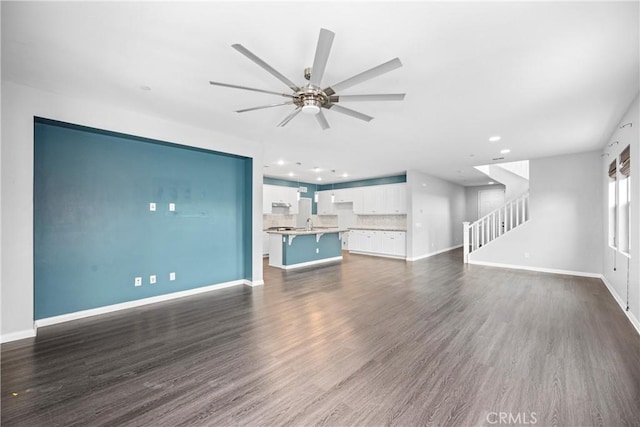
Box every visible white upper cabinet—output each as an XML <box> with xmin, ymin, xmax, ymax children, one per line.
<box><xmin>384</xmin><ymin>183</ymin><xmax>407</xmax><ymax>214</ymax></box>
<box><xmin>263</xmin><ymin>184</ymin><xmax>299</xmax><ymax>214</ymax></box>
<box><xmin>317</xmin><ymin>191</ymin><xmax>336</xmax><ymax>215</ymax></box>
<box><xmin>353</xmin><ymin>183</ymin><xmax>406</xmax><ymax>215</ymax></box>
<box><xmin>332</xmin><ymin>188</ymin><xmax>355</xmax><ymax>203</ymax></box>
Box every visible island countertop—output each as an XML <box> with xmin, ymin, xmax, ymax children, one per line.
<box><xmin>265</xmin><ymin>227</ymin><xmax>349</xmax><ymax>236</ymax></box>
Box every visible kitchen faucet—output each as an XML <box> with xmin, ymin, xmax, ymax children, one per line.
<box><xmin>306</xmin><ymin>217</ymin><xmax>313</xmax><ymax>231</ymax></box>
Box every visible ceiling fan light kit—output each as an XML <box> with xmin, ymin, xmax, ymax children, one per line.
<box><xmin>209</xmin><ymin>28</ymin><xmax>405</xmax><ymax>130</ymax></box>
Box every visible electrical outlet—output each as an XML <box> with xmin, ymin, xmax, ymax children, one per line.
<box><xmin>150</xmin><ymin>275</ymin><xmax>157</xmax><ymax>284</ymax></box>
<box><xmin>134</xmin><ymin>277</ymin><xmax>142</xmax><ymax>287</ymax></box>
<box><xmin>149</xmin><ymin>202</ymin><xmax>156</xmax><ymax>211</ymax></box>
<box><xmin>169</xmin><ymin>203</ymin><xmax>175</xmax><ymax>212</ymax></box>
<box><xmin>169</xmin><ymin>272</ymin><xmax>176</xmax><ymax>281</ymax></box>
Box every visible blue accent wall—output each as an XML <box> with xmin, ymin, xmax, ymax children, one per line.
<box><xmin>282</xmin><ymin>233</ymin><xmax>342</xmax><ymax>265</ymax></box>
<box><xmin>264</xmin><ymin>176</ymin><xmax>319</xmax><ymax>214</ymax></box>
<box><xmin>34</xmin><ymin>118</ymin><xmax>252</xmax><ymax>319</ymax></box>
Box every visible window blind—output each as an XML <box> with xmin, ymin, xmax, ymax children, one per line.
<box><xmin>620</xmin><ymin>145</ymin><xmax>630</xmax><ymax>177</ymax></box>
<box><xmin>609</xmin><ymin>160</ymin><xmax>617</xmax><ymax>179</ymax></box>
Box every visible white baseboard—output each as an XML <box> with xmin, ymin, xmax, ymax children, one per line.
<box><xmin>245</xmin><ymin>279</ymin><xmax>264</xmax><ymax>287</ymax></box>
<box><xmin>1</xmin><ymin>328</ymin><xmax>37</xmax><ymax>344</ymax></box>
<box><xmin>467</xmin><ymin>260</ymin><xmax>601</xmax><ymax>278</ymax></box>
<box><xmin>406</xmin><ymin>244</ymin><xmax>462</xmax><ymax>262</ymax></box>
<box><xmin>277</xmin><ymin>256</ymin><xmax>343</xmax><ymax>270</ymax></box>
<box><xmin>35</xmin><ymin>279</ymin><xmax>248</xmax><ymax>329</ymax></box>
<box><xmin>599</xmin><ymin>275</ymin><xmax>640</xmax><ymax>336</ymax></box>
<box><xmin>349</xmin><ymin>251</ymin><xmax>406</xmax><ymax>260</ymax></box>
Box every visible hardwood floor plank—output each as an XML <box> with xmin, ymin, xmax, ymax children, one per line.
<box><xmin>2</xmin><ymin>249</ymin><xmax>639</xmax><ymax>426</ymax></box>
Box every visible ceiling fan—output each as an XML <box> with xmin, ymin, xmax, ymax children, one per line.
<box><xmin>209</xmin><ymin>28</ymin><xmax>405</xmax><ymax>130</ymax></box>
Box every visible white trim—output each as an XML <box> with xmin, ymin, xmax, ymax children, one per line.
<box><xmin>1</xmin><ymin>328</ymin><xmax>37</xmax><ymax>344</ymax></box>
<box><xmin>349</xmin><ymin>251</ymin><xmax>406</xmax><ymax>260</ymax></box>
<box><xmin>245</xmin><ymin>279</ymin><xmax>264</xmax><ymax>287</ymax></box>
<box><xmin>406</xmin><ymin>244</ymin><xmax>463</xmax><ymax>262</ymax></box>
<box><xmin>467</xmin><ymin>260</ymin><xmax>601</xmax><ymax>278</ymax></box>
<box><xmin>275</xmin><ymin>256</ymin><xmax>343</xmax><ymax>270</ymax></box>
<box><xmin>600</xmin><ymin>275</ymin><xmax>640</xmax><ymax>336</ymax></box>
<box><xmin>34</xmin><ymin>280</ymin><xmax>247</xmax><ymax>329</ymax></box>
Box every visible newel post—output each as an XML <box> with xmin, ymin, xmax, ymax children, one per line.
<box><xmin>463</xmin><ymin>222</ymin><xmax>470</xmax><ymax>264</ymax></box>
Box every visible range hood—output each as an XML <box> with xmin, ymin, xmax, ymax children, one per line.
<box><xmin>272</xmin><ymin>202</ymin><xmax>292</xmax><ymax>208</ymax></box>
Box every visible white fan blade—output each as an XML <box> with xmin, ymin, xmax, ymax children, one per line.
<box><xmin>277</xmin><ymin>107</ymin><xmax>302</xmax><ymax>127</ymax></box>
<box><xmin>326</xmin><ymin>104</ymin><xmax>374</xmax><ymax>122</ymax></box>
<box><xmin>316</xmin><ymin>110</ymin><xmax>330</xmax><ymax>130</ymax></box>
<box><xmin>209</xmin><ymin>81</ymin><xmax>294</xmax><ymax>98</ymax></box>
<box><xmin>236</xmin><ymin>101</ymin><xmax>294</xmax><ymax>113</ymax></box>
<box><xmin>232</xmin><ymin>44</ymin><xmax>300</xmax><ymax>92</ymax></box>
<box><xmin>326</xmin><ymin>58</ymin><xmax>402</xmax><ymax>94</ymax></box>
<box><xmin>334</xmin><ymin>94</ymin><xmax>405</xmax><ymax>102</ymax></box>
<box><xmin>309</xmin><ymin>29</ymin><xmax>335</xmax><ymax>87</ymax></box>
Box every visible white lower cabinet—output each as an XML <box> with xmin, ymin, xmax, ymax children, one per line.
<box><xmin>348</xmin><ymin>229</ymin><xmax>406</xmax><ymax>258</ymax></box>
<box><xmin>262</xmin><ymin>232</ymin><xmax>270</xmax><ymax>256</ymax></box>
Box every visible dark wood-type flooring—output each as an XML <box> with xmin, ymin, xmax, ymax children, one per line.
<box><xmin>2</xmin><ymin>249</ymin><xmax>639</xmax><ymax>426</ymax></box>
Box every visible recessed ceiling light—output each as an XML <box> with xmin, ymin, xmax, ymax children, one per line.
<box><xmin>489</xmin><ymin>136</ymin><xmax>501</xmax><ymax>142</ymax></box>
<box><xmin>288</xmin><ymin>172</ymin><xmax>294</xmax><ymax>177</ymax></box>
<box><xmin>313</xmin><ymin>166</ymin><xmax>320</xmax><ymax>172</ymax></box>
<box><xmin>500</xmin><ymin>149</ymin><xmax>511</xmax><ymax>154</ymax></box>
<box><xmin>488</xmin><ymin>181</ymin><xmax>495</xmax><ymax>185</ymax></box>
<box><xmin>276</xmin><ymin>160</ymin><xmax>285</xmax><ymax>166</ymax></box>
<box><xmin>317</xmin><ymin>177</ymin><xmax>322</xmax><ymax>181</ymax></box>
<box><xmin>342</xmin><ymin>173</ymin><xmax>349</xmax><ymax>178</ymax></box>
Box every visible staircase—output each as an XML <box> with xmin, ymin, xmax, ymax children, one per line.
<box><xmin>463</xmin><ymin>192</ymin><xmax>529</xmax><ymax>263</ymax></box>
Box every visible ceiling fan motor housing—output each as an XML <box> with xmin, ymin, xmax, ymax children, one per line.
<box><xmin>295</xmin><ymin>85</ymin><xmax>328</xmax><ymax>114</ymax></box>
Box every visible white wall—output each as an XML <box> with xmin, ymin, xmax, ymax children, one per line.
<box><xmin>406</xmin><ymin>170</ymin><xmax>466</xmax><ymax>261</ymax></box>
<box><xmin>486</xmin><ymin>164</ymin><xmax>530</xmax><ymax>200</ymax></box>
<box><xmin>464</xmin><ymin>184</ymin><xmax>506</xmax><ymax>222</ymax></box>
<box><xmin>469</xmin><ymin>151</ymin><xmax>603</xmax><ymax>275</ymax></box>
<box><xmin>601</xmin><ymin>94</ymin><xmax>639</xmax><ymax>330</ymax></box>
<box><xmin>1</xmin><ymin>81</ymin><xmax>265</xmax><ymax>341</ymax></box>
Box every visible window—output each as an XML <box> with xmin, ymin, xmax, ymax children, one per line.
<box><xmin>618</xmin><ymin>146</ymin><xmax>631</xmax><ymax>255</ymax></box>
<box><xmin>608</xmin><ymin>160</ymin><xmax>617</xmax><ymax>248</ymax></box>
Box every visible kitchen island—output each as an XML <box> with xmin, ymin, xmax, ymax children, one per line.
<box><xmin>266</xmin><ymin>228</ymin><xmax>349</xmax><ymax>270</ymax></box>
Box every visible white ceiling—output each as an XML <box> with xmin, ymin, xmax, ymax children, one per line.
<box><xmin>3</xmin><ymin>1</ymin><xmax>638</xmax><ymax>185</ymax></box>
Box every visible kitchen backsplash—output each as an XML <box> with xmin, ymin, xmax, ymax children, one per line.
<box><xmin>263</xmin><ymin>214</ymin><xmax>339</xmax><ymax>229</ymax></box>
<box><xmin>263</xmin><ymin>214</ymin><xmax>295</xmax><ymax>229</ymax></box>
<box><xmin>355</xmin><ymin>215</ymin><xmax>406</xmax><ymax>230</ymax></box>
<box><xmin>311</xmin><ymin>215</ymin><xmax>338</xmax><ymax>227</ymax></box>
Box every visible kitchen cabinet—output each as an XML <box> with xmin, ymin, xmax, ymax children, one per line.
<box><xmin>332</xmin><ymin>188</ymin><xmax>355</xmax><ymax>203</ymax></box>
<box><xmin>381</xmin><ymin>231</ymin><xmax>406</xmax><ymax>257</ymax></box>
<box><xmin>348</xmin><ymin>229</ymin><xmax>406</xmax><ymax>258</ymax></box>
<box><xmin>262</xmin><ymin>232</ymin><xmax>270</xmax><ymax>256</ymax></box>
<box><xmin>353</xmin><ymin>183</ymin><xmax>406</xmax><ymax>215</ymax></box>
<box><xmin>317</xmin><ymin>191</ymin><xmax>336</xmax><ymax>215</ymax></box>
<box><xmin>263</xmin><ymin>184</ymin><xmax>299</xmax><ymax>214</ymax></box>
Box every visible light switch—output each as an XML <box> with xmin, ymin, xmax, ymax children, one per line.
<box><xmin>169</xmin><ymin>272</ymin><xmax>176</xmax><ymax>281</ymax></box>
<box><xmin>150</xmin><ymin>275</ymin><xmax>157</xmax><ymax>284</ymax></box>
<box><xmin>169</xmin><ymin>203</ymin><xmax>175</xmax><ymax>212</ymax></box>
<box><xmin>149</xmin><ymin>202</ymin><xmax>156</xmax><ymax>211</ymax></box>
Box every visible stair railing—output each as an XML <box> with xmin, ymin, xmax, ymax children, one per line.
<box><xmin>463</xmin><ymin>192</ymin><xmax>529</xmax><ymax>263</ymax></box>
